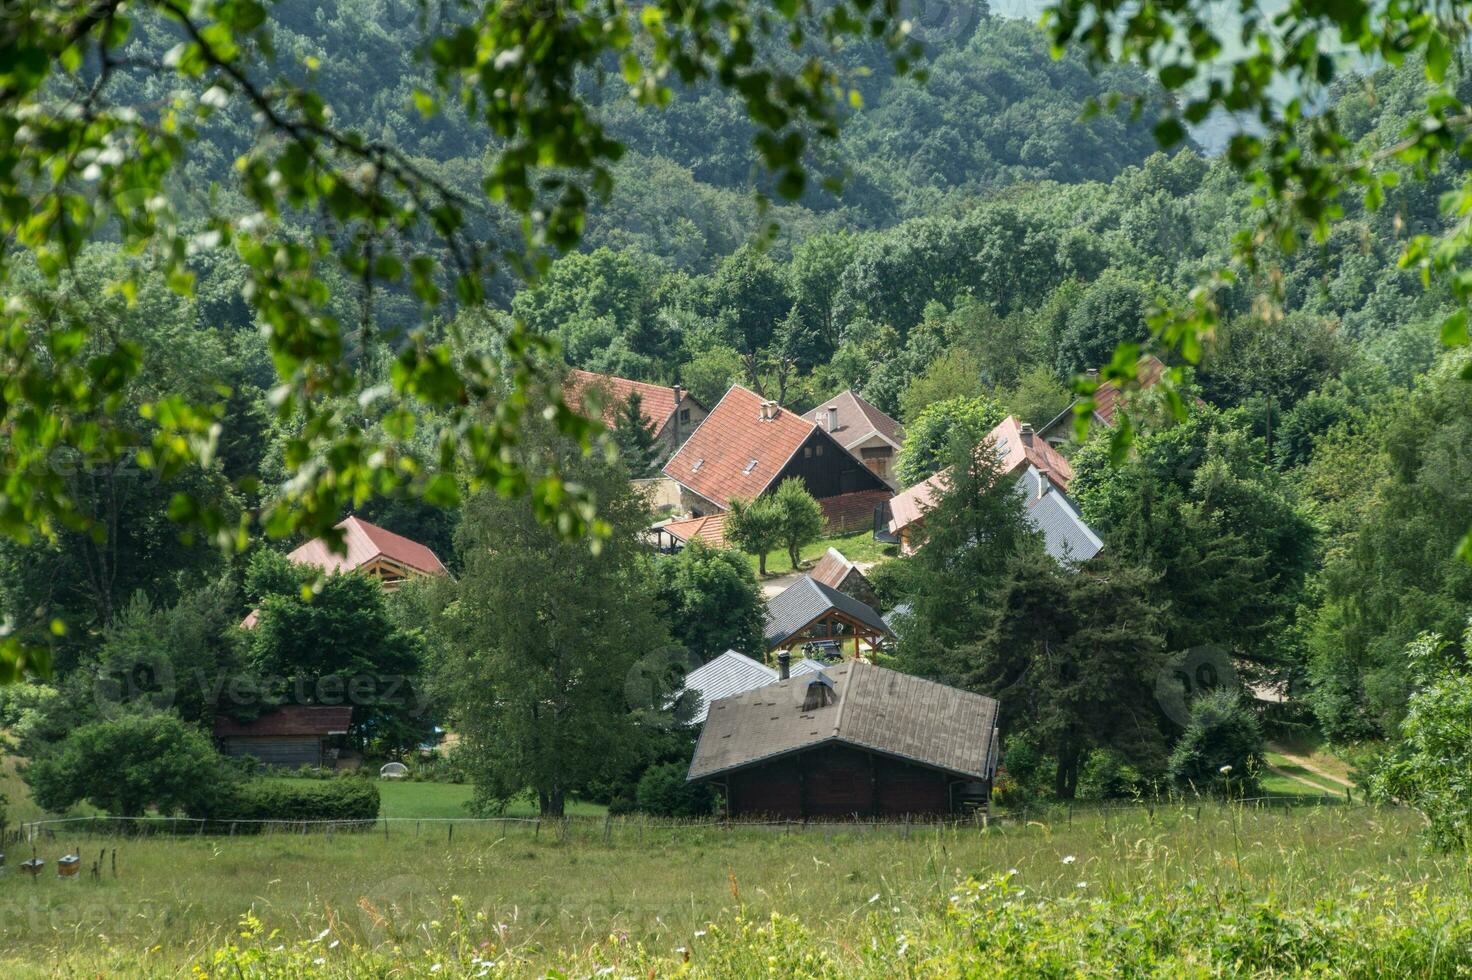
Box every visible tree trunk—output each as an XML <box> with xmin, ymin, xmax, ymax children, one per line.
<box><xmin>539</xmin><ymin>787</ymin><xmax>565</xmax><ymax>818</ymax></box>
<box><xmin>1054</xmin><ymin>740</ymin><xmax>1081</xmax><ymax>800</ymax></box>
<box><xmin>758</xmin><ymin>552</ymin><xmax>767</xmax><ymax>576</ymax></box>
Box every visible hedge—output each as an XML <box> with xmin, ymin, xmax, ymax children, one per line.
<box><xmin>204</xmin><ymin>779</ymin><xmax>380</xmax><ymax>829</ymax></box>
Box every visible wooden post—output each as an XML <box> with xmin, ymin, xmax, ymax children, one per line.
<box><xmin>448</xmin><ymin>824</ymin><xmax>453</xmax><ymax>845</ymax></box>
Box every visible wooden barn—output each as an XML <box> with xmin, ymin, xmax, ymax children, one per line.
<box><xmin>214</xmin><ymin>705</ymin><xmax>352</xmax><ymax>768</ymax></box>
<box><xmin>687</xmin><ymin>661</ymin><xmax>1000</xmax><ymax>818</ymax></box>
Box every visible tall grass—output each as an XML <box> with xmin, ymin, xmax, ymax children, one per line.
<box><xmin>3</xmin><ymin>803</ymin><xmax>1469</xmax><ymax>977</ymax></box>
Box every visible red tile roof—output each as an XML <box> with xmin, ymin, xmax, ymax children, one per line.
<box><xmin>288</xmin><ymin>516</ymin><xmax>448</xmax><ymax>577</ymax></box>
<box><xmin>659</xmin><ymin>513</ymin><xmax>729</xmax><ymax>548</ymax></box>
<box><xmin>565</xmin><ymin>369</ymin><xmax>682</xmax><ymax>437</ymax></box>
<box><xmin>809</xmin><ymin>547</ymin><xmax>856</xmax><ymax>590</ymax></box>
<box><xmin>1093</xmin><ymin>355</ymin><xmax>1168</xmax><ymax>427</ymax></box>
<box><xmin>214</xmin><ymin>705</ymin><xmax>353</xmax><ymax>738</ymax></box>
<box><xmin>662</xmin><ymin>386</ymin><xmax>821</xmax><ymax>508</ymax></box>
<box><xmin>889</xmin><ymin>416</ymin><xmax>1073</xmax><ymax>533</ymax></box>
<box><xmin>802</xmin><ymin>390</ymin><xmax>904</xmax><ymax>449</ymax></box>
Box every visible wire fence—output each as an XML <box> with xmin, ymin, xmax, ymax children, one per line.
<box><xmin>11</xmin><ymin>791</ymin><xmax>1364</xmax><ymax>845</ymax></box>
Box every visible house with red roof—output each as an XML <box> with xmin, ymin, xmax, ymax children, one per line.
<box><xmin>240</xmin><ymin>515</ymin><xmax>448</xmax><ymax>629</ymax></box>
<box><xmin>661</xmin><ymin>386</ymin><xmax>892</xmax><ymax>529</ymax></box>
<box><xmin>565</xmin><ymin>368</ymin><xmax>707</xmax><ymax>460</ymax></box>
<box><xmin>1037</xmin><ymin>355</ymin><xmax>1169</xmax><ymax>447</ymax></box>
<box><xmin>801</xmin><ymin>390</ymin><xmax>905</xmax><ymax>487</ymax></box>
<box><xmin>884</xmin><ymin>417</ymin><xmax>1093</xmax><ymax>557</ymax></box>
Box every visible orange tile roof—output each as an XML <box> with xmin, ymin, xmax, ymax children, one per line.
<box><xmin>802</xmin><ymin>390</ymin><xmax>904</xmax><ymax>449</ymax></box>
<box><xmin>1093</xmin><ymin>355</ymin><xmax>1167</xmax><ymax>427</ymax></box>
<box><xmin>659</xmin><ymin>513</ymin><xmax>729</xmax><ymax>548</ymax></box>
<box><xmin>809</xmin><ymin>547</ymin><xmax>856</xmax><ymax>590</ymax></box>
<box><xmin>888</xmin><ymin>416</ymin><xmax>1072</xmax><ymax>533</ymax></box>
<box><xmin>565</xmin><ymin>368</ymin><xmax>681</xmax><ymax>436</ymax></box>
<box><xmin>662</xmin><ymin>386</ymin><xmax>820</xmax><ymax>508</ymax></box>
<box><xmin>288</xmin><ymin>516</ymin><xmax>449</xmax><ymax>577</ymax></box>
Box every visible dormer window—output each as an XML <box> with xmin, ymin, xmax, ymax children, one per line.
<box><xmin>692</xmin><ymin>458</ymin><xmax>704</xmax><ymax>473</ymax></box>
<box><xmin>743</xmin><ymin>459</ymin><xmax>758</xmax><ymax>474</ymax></box>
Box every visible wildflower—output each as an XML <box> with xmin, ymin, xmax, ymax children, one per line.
<box><xmin>313</xmin><ymin>928</ymin><xmax>330</xmax><ymax>943</ymax></box>
<box><xmin>1077</xmin><ymin>881</ymin><xmax>1088</xmax><ymax>889</ymax></box>
<box><xmin>430</xmin><ymin>965</ymin><xmax>443</xmax><ymax>974</ymax></box>
<box><xmin>313</xmin><ymin>958</ymin><xmax>325</xmax><ymax>966</ymax></box>
<box><xmin>328</xmin><ymin>940</ymin><xmax>340</xmax><ymax>949</ymax></box>
<box><xmin>1219</xmin><ymin>765</ymin><xmax>1233</xmax><ymax>775</ymax></box>
<box><xmin>1061</xmin><ymin>855</ymin><xmax>1076</xmax><ymax>865</ymax></box>
<box><xmin>868</xmin><ymin>893</ymin><xmax>880</xmax><ymax>903</ymax></box>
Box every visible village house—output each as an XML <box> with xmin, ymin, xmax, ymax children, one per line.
<box><xmin>800</xmin><ymin>390</ymin><xmax>905</xmax><ymax>487</ymax></box>
<box><xmin>1037</xmin><ymin>354</ymin><xmax>1168</xmax><ymax>447</ymax></box>
<box><xmin>763</xmin><ymin>575</ymin><xmax>892</xmax><ymax>661</ymax></box>
<box><xmin>662</xmin><ymin>385</ymin><xmax>893</xmax><ymax>531</ymax></box>
<box><xmin>214</xmin><ymin>705</ymin><xmax>353</xmax><ymax>768</ymax></box>
<box><xmin>648</xmin><ymin>512</ymin><xmax>728</xmax><ymax>553</ymax></box>
<box><xmin>882</xmin><ymin>416</ymin><xmax>1100</xmax><ymax>561</ymax></box>
<box><xmin>808</xmin><ymin>547</ymin><xmax>880</xmax><ymax>608</ymax></box>
<box><xmin>687</xmin><ymin>659</ymin><xmax>1000</xmax><ymax>818</ymax></box>
<box><xmin>240</xmin><ymin>515</ymin><xmax>448</xmax><ymax>628</ymax></box>
<box><xmin>565</xmin><ymin>368</ymin><xmax>708</xmax><ymax>461</ymax></box>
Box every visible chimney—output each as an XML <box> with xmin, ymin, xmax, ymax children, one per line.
<box><xmin>777</xmin><ymin>649</ymin><xmax>791</xmax><ymax>680</ymax></box>
<box><xmin>1086</xmin><ymin>368</ymin><xmax>1099</xmax><ymax>380</ymax></box>
<box><xmin>1019</xmin><ymin>422</ymin><xmax>1034</xmax><ymax>443</ymax></box>
<box><xmin>826</xmin><ymin>405</ymin><xmax>838</xmax><ymax>432</ymax></box>
<box><xmin>768</xmin><ymin>401</ymin><xmax>781</xmax><ymax>420</ymax></box>
<box><xmin>672</xmin><ymin>383</ymin><xmax>684</xmax><ymax>404</ymax></box>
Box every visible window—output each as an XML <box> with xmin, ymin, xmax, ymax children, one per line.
<box><xmin>743</xmin><ymin>458</ymin><xmax>758</xmax><ymax>474</ymax></box>
<box><xmin>691</xmin><ymin>458</ymin><xmax>704</xmax><ymax>473</ymax></box>
<box><xmin>680</xmin><ymin>408</ymin><xmax>691</xmax><ymax>423</ymax></box>
<box><xmin>815</xmin><ymin>444</ymin><xmax>824</xmax><ymax>456</ymax></box>
<box><xmin>804</xmin><ymin>447</ymin><xmax>812</xmax><ymax>458</ymax></box>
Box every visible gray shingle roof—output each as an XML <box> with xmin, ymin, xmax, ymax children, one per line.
<box><xmin>762</xmin><ymin>575</ymin><xmax>892</xmax><ymax>649</ymax></box>
<box><xmin>688</xmin><ymin>661</ymin><xmax>1000</xmax><ymax>781</ymax></box>
<box><xmin>679</xmin><ymin>650</ymin><xmax>777</xmax><ymax>724</ymax></box>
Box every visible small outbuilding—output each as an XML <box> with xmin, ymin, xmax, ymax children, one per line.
<box><xmin>214</xmin><ymin>705</ymin><xmax>353</xmax><ymax>768</ymax></box>
<box><xmin>688</xmin><ymin>661</ymin><xmax>1000</xmax><ymax>818</ymax></box>
<box><xmin>677</xmin><ymin>649</ymin><xmax>825</xmax><ymax>724</ymax></box>
<box><xmin>808</xmin><ymin>547</ymin><xmax>879</xmax><ymax>608</ymax></box>
<box><xmin>764</xmin><ymin>575</ymin><xmax>892</xmax><ymax>659</ymax></box>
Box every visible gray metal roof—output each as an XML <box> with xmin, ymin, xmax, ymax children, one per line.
<box><xmin>762</xmin><ymin>575</ymin><xmax>892</xmax><ymax>649</ymax></box>
<box><xmin>688</xmin><ymin>661</ymin><xmax>1000</xmax><ymax>781</ymax></box>
<box><xmin>1020</xmin><ymin>466</ymin><xmax>1103</xmax><ymax>562</ymax></box>
<box><xmin>679</xmin><ymin>650</ymin><xmax>777</xmax><ymax>724</ymax></box>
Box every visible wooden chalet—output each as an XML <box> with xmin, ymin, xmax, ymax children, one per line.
<box><xmin>801</xmin><ymin>390</ymin><xmax>905</xmax><ymax>487</ymax></box>
<box><xmin>240</xmin><ymin>516</ymin><xmax>448</xmax><ymax>628</ymax></box>
<box><xmin>883</xmin><ymin>417</ymin><xmax>1082</xmax><ymax>556</ymax></box>
<box><xmin>687</xmin><ymin>661</ymin><xmax>1000</xmax><ymax>818</ymax></box>
<box><xmin>763</xmin><ymin>575</ymin><xmax>891</xmax><ymax>659</ymax></box>
<box><xmin>214</xmin><ymin>705</ymin><xmax>352</xmax><ymax>767</ymax></box>
<box><xmin>808</xmin><ymin>547</ymin><xmax>879</xmax><ymax>607</ymax></box>
<box><xmin>565</xmin><ymin>369</ymin><xmax>707</xmax><ymax>459</ymax></box>
<box><xmin>1037</xmin><ymin>355</ymin><xmax>1168</xmax><ymax>447</ymax></box>
<box><xmin>662</xmin><ymin>385</ymin><xmax>891</xmax><ymax>528</ymax></box>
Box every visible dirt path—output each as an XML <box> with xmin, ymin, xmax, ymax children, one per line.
<box><xmin>1267</xmin><ymin>743</ymin><xmax>1354</xmax><ymax>789</ymax></box>
<box><xmin>1264</xmin><ymin>760</ymin><xmax>1337</xmax><ymax>796</ymax></box>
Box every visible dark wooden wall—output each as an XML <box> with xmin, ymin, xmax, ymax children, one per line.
<box><xmin>773</xmin><ymin>430</ymin><xmax>889</xmax><ymax>500</ymax></box>
<box><xmin>723</xmin><ymin>743</ymin><xmax>963</xmax><ymax>818</ymax></box>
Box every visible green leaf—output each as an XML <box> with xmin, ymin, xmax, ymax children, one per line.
<box><xmin>1440</xmin><ymin>309</ymin><xmax>1469</xmax><ymax>348</ymax></box>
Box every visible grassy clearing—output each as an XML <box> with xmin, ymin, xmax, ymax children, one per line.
<box><xmin>2</xmin><ymin>803</ymin><xmax>1467</xmax><ymax>977</ymax></box>
<box><xmin>262</xmin><ymin>778</ymin><xmax>607</xmax><ymax>820</ymax></box>
<box><xmin>748</xmin><ymin>530</ymin><xmax>896</xmax><ymax>577</ymax></box>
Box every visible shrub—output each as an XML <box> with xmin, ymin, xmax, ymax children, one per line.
<box><xmin>205</xmin><ymin>779</ymin><xmax>380</xmax><ymax>830</ymax></box>
<box><xmin>1168</xmin><ymin>689</ymin><xmax>1264</xmax><ymax>796</ymax></box>
<box><xmin>23</xmin><ymin>712</ymin><xmax>231</xmax><ymax>818</ymax></box>
<box><xmin>1078</xmin><ymin>748</ymin><xmax>1143</xmax><ymax>800</ymax></box>
<box><xmin>635</xmin><ymin>762</ymin><xmax>715</xmax><ymax>817</ymax></box>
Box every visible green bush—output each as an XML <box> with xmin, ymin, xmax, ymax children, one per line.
<box><xmin>204</xmin><ymin>779</ymin><xmax>380</xmax><ymax>830</ymax></box>
<box><xmin>1077</xmin><ymin>748</ymin><xmax>1143</xmax><ymax>800</ymax></box>
<box><xmin>635</xmin><ymin>762</ymin><xmax>715</xmax><ymax>817</ymax></box>
<box><xmin>1168</xmin><ymin>689</ymin><xmax>1264</xmax><ymax>796</ymax></box>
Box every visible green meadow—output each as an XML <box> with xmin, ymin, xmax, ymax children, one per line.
<box><xmin>3</xmin><ymin>801</ymin><xmax>1469</xmax><ymax>977</ymax></box>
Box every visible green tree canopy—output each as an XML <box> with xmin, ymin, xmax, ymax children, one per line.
<box><xmin>654</xmin><ymin>542</ymin><xmax>765</xmax><ymax>662</ymax></box>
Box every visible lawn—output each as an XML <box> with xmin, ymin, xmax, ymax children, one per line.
<box><xmin>748</xmin><ymin>529</ymin><xmax>896</xmax><ymax>577</ymax></box>
<box><xmin>263</xmin><ymin>777</ymin><xmax>608</xmax><ymax>820</ymax></box>
<box><xmin>2</xmin><ymin>803</ymin><xmax>1467</xmax><ymax>977</ymax></box>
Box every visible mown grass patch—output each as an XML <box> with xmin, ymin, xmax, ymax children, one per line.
<box><xmin>262</xmin><ymin>777</ymin><xmax>607</xmax><ymax>820</ymax></box>
<box><xmin>748</xmin><ymin>530</ymin><xmax>896</xmax><ymax>577</ymax></box>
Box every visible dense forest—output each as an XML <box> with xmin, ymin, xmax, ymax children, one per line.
<box><xmin>3</xmin><ymin>1</ymin><xmax>1471</xmax><ymax>821</ymax></box>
